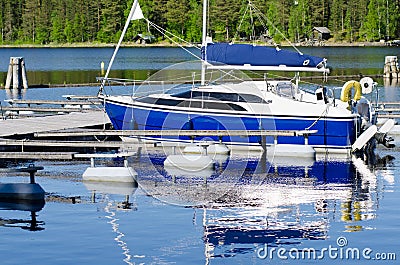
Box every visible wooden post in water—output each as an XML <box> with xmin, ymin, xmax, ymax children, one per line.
<box><xmin>384</xmin><ymin>56</ymin><xmax>399</xmax><ymax>80</ymax></box>
<box><xmin>5</xmin><ymin>57</ymin><xmax>29</xmax><ymax>90</ymax></box>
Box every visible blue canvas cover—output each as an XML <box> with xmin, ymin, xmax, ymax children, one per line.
<box><xmin>202</xmin><ymin>43</ymin><xmax>325</xmax><ymax>68</ymax></box>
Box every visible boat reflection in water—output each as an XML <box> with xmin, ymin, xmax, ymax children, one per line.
<box><xmin>132</xmin><ymin>148</ymin><xmax>393</xmax><ymax>261</ymax></box>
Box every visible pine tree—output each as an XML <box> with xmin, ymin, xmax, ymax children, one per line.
<box><xmin>360</xmin><ymin>0</ymin><xmax>380</xmax><ymax>41</ymax></box>
<box><xmin>0</xmin><ymin>0</ymin><xmax>5</xmax><ymax>43</ymax></box>
<box><xmin>50</xmin><ymin>0</ymin><xmax>66</xmax><ymax>43</ymax></box>
<box><xmin>288</xmin><ymin>0</ymin><xmax>311</xmax><ymax>42</ymax></box>
<box><xmin>210</xmin><ymin>0</ymin><xmax>241</xmax><ymax>41</ymax></box>
<box><xmin>35</xmin><ymin>0</ymin><xmax>52</xmax><ymax>44</ymax></box>
<box><xmin>185</xmin><ymin>0</ymin><xmax>202</xmax><ymax>42</ymax></box>
<box><xmin>266</xmin><ymin>0</ymin><xmax>284</xmax><ymax>43</ymax></box>
<box><xmin>97</xmin><ymin>0</ymin><xmax>126</xmax><ymax>42</ymax></box>
<box><xmin>21</xmin><ymin>0</ymin><xmax>39</xmax><ymax>43</ymax></box>
<box><xmin>165</xmin><ymin>0</ymin><xmax>189</xmax><ymax>37</ymax></box>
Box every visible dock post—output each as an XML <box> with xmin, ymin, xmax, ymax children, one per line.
<box><xmin>101</xmin><ymin>61</ymin><xmax>105</xmax><ymax>76</ymax></box>
<box><xmin>90</xmin><ymin>157</ymin><xmax>95</xmax><ymax>167</ymax></box>
<box><xmin>5</xmin><ymin>57</ymin><xmax>29</xmax><ymax>90</ymax></box>
<box><xmin>5</xmin><ymin>58</ymin><xmax>13</xmax><ymax>89</ymax></box>
<box><xmin>384</xmin><ymin>56</ymin><xmax>399</xmax><ymax>80</ymax></box>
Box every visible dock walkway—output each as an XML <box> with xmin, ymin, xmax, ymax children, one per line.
<box><xmin>0</xmin><ymin>111</ymin><xmax>109</xmax><ymax>137</ymax></box>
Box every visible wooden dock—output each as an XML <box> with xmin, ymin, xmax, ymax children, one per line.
<box><xmin>375</xmin><ymin>102</ymin><xmax>400</xmax><ymax>119</ymax></box>
<box><xmin>0</xmin><ymin>111</ymin><xmax>109</xmax><ymax>137</ymax></box>
<box><xmin>2</xmin><ymin>98</ymin><xmax>102</xmax><ymax>116</ymax></box>
<box><xmin>0</xmin><ymin>152</ymin><xmax>77</xmax><ymax>160</ymax></box>
<box><xmin>5</xmin><ymin>99</ymin><xmax>102</xmax><ymax>107</ymax></box>
<box><xmin>0</xmin><ymin>139</ymin><xmax>127</xmax><ymax>149</ymax></box>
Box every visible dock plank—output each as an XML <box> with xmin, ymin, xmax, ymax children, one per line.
<box><xmin>2</xmin><ymin>106</ymin><xmax>99</xmax><ymax>113</ymax></box>
<box><xmin>0</xmin><ymin>152</ymin><xmax>77</xmax><ymax>160</ymax></box>
<box><xmin>5</xmin><ymin>99</ymin><xmax>101</xmax><ymax>105</ymax></box>
<box><xmin>0</xmin><ymin>139</ymin><xmax>128</xmax><ymax>148</ymax></box>
<box><xmin>0</xmin><ymin>111</ymin><xmax>110</xmax><ymax>137</ymax></box>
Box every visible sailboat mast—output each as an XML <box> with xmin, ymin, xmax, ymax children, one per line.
<box><xmin>100</xmin><ymin>0</ymin><xmax>140</xmax><ymax>92</ymax></box>
<box><xmin>202</xmin><ymin>0</ymin><xmax>208</xmax><ymax>45</ymax></box>
<box><xmin>201</xmin><ymin>0</ymin><xmax>208</xmax><ymax>85</ymax></box>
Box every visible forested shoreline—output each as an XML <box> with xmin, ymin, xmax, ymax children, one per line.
<box><xmin>0</xmin><ymin>0</ymin><xmax>399</xmax><ymax>45</ymax></box>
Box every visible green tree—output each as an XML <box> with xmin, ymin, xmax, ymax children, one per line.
<box><xmin>210</xmin><ymin>0</ymin><xmax>241</xmax><ymax>41</ymax></box>
<box><xmin>266</xmin><ymin>0</ymin><xmax>285</xmax><ymax>43</ymax></box>
<box><xmin>288</xmin><ymin>0</ymin><xmax>311</xmax><ymax>42</ymax></box>
<box><xmin>72</xmin><ymin>13</ymin><xmax>84</xmax><ymax>42</ymax></box>
<box><xmin>21</xmin><ymin>0</ymin><xmax>40</xmax><ymax>43</ymax></box>
<box><xmin>97</xmin><ymin>0</ymin><xmax>126</xmax><ymax>42</ymax></box>
<box><xmin>165</xmin><ymin>0</ymin><xmax>189</xmax><ymax>37</ymax></box>
<box><xmin>360</xmin><ymin>0</ymin><xmax>382</xmax><ymax>41</ymax></box>
<box><xmin>49</xmin><ymin>1</ymin><xmax>67</xmax><ymax>44</ymax></box>
<box><xmin>35</xmin><ymin>0</ymin><xmax>52</xmax><ymax>44</ymax></box>
<box><xmin>0</xmin><ymin>0</ymin><xmax>5</xmax><ymax>43</ymax></box>
<box><xmin>185</xmin><ymin>0</ymin><xmax>202</xmax><ymax>42</ymax></box>
<box><xmin>383</xmin><ymin>0</ymin><xmax>399</xmax><ymax>40</ymax></box>
<box><xmin>2</xmin><ymin>0</ymin><xmax>17</xmax><ymax>42</ymax></box>
<box><xmin>64</xmin><ymin>19</ymin><xmax>74</xmax><ymax>42</ymax></box>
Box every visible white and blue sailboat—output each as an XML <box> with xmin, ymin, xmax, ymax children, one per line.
<box><xmin>99</xmin><ymin>0</ymin><xmax>394</xmax><ymax>155</ymax></box>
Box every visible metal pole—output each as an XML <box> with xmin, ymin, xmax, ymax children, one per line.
<box><xmin>201</xmin><ymin>0</ymin><xmax>208</xmax><ymax>86</ymax></box>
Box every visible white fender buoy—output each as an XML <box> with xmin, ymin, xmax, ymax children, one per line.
<box><xmin>164</xmin><ymin>154</ymin><xmax>214</xmax><ymax>171</ymax></box>
<box><xmin>207</xmin><ymin>143</ymin><xmax>230</xmax><ymax>155</ymax></box>
<box><xmin>183</xmin><ymin>144</ymin><xmax>204</xmax><ymax>154</ymax></box>
<box><xmin>164</xmin><ymin>164</ymin><xmax>214</xmax><ymax>178</ymax></box>
<box><xmin>352</xmin><ymin>125</ymin><xmax>378</xmax><ymax>152</ymax></box>
<box><xmin>378</xmin><ymin>119</ymin><xmax>395</xmax><ymax>134</ymax></box>
<box><xmin>267</xmin><ymin>144</ymin><xmax>315</xmax><ymax>158</ymax></box>
<box><xmin>82</xmin><ymin>167</ymin><xmax>137</xmax><ymax>183</ymax></box>
<box><xmin>83</xmin><ymin>181</ymin><xmax>137</xmax><ymax>195</ymax></box>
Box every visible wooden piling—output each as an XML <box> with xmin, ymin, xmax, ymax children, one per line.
<box><xmin>5</xmin><ymin>58</ymin><xmax>13</xmax><ymax>89</ymax></box>
<box><xmin>384</xmin><ymin>56</ymin><xmax>399</xmax><ymax>80</ymax></box>
<box><xmin>5</xmin><ymin>57</ymin><xmax>29</xmax><ymax>90</ymax></box>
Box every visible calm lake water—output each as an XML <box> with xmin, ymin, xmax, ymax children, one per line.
<box><xmin>0</xmin><ymin>47</ymin><xmax>400</xmax><ymax>264</ymax></box>
<box><xmin>0</xmin><ymin>46</ymin><xmax>399</xmax><ymax>85</ymax></box>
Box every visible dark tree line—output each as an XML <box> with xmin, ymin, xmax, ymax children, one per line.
<box><xmin>0</xmin><ymin>0</ymin><xmax>399</xmax><ymax>45</ymax></box>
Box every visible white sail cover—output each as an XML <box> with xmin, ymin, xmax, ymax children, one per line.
<box><xmin>131</xmin><ymin>2</ymin><xmax>144</xmax><ymax>20</ymax></box>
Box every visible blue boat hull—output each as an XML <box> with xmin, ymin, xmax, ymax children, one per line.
<box><xmin>104</xmin><ymin>101</ymin><xmax>358</xmax><ymax>148</ymax></box>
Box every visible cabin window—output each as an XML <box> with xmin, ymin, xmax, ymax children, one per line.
<box><xmin>137</xmin><ymin>95</ymin><xmax>246</xmax><ymax>111</ymax></box>
<box><xmin>172</xmin><ymin>91</ymin><xmax>266</xmax><ymax>103</ymax></box>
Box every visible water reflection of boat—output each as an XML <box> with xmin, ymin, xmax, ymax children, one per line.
<box><xmin>130</xmin><ymin>150</ymin><xmax>390</xmax><ymax>261</ymax></box>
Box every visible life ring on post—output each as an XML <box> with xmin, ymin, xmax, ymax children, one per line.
<box><xmin>340</xmin><ymin>80</ymin><xmax>362</xmax><ymax>102</ymax></box>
